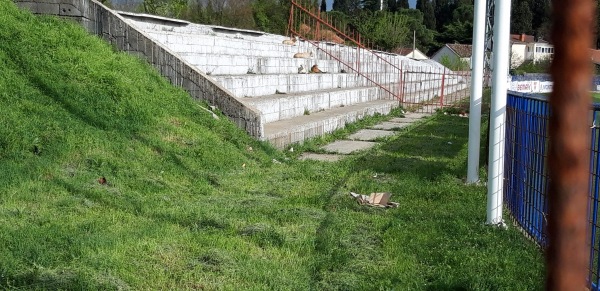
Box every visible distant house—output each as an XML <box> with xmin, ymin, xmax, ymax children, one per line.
<box><xmin>432</xmin><ymin>35</ymin><xmax>554</xmax><ymax>70</ymax></box>
<box><xmin>511</xmin><ymin>33</ymin><xmax>554</xmax><ymax>67</ymax></box>
<box><xmin>393</xmin><ymin>47</ymin><xmax>428</xmax><ymax>60</ymax></box>
<box><xmin>510</xmin><ymin>34</ymin><xmax>534</xmax><ymax>68</ymax></box>
<box><xmin>526</xmin><ymin>40</ymin><xmax>554</xmax><ymax>63</ymax></box>
<box><xmin>431</xmin><ymin>44</ymin><xmax>472</xmax><ymax>68</ymax></box>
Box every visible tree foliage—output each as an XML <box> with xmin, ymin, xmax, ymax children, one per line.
<box><xmin>437</xmin><ymin>2</ymin><xmax>473</xmax><ymax>45</ymax></box>
<box><xmin>397</xmin><ymin>8</ymin><xmax>437</xmax><ymax>53</ymax></box>
<box><xmin>511</xmin><ymin>0</ymin><xmax>533</xmax><ymax>35</ymax></box>
<box><xmin>332</xmin><ymin>0</ymin><xmax>362</xmax><ymax>15</ymax></box>
<box><xmin>415</xmin><ymin>0</ymin><xmax>435</xmax><ymax>30</ymax></box>
<box><xmin>252</xmin><ymin>0</ymin><xmax>289</xmax><ymax>34</ymax></box>
<box><xmin>351</xmin><ymin>10</ymin><xmax>411</xmax><ymax>50</ymax></box>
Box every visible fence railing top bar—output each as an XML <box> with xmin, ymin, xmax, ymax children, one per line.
<box><xmin>509</xmin><ymin>91</ymin><xmax>600</xmax><ymax>110</ymax></box>
<box><xmin>508</xmin><ymin>91</ymin><xmax>549</xmax><ymax>102</ymax></box>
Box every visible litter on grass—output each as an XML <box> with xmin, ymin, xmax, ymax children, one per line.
<box><xmin>350</xmin><ymin>192</ymin><xmax>399</xmax><ymax>208</ymax></box>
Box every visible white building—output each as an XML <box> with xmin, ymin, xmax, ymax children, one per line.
<box><xmin>526</xmin><ymin>41</ymin><xmax>554</xmax><ymax>63</ymax></box>
<box><xmin>511</xmin><ymin>34</ymin><xmax>554</xmax><ymax>67</ymax></box>
<box><xmin>431</xmin><ymin>44</ymin><xmax>472</xmax><ymax>68</ymax></box>
<box><xmin>394</xmin><ymin>47</ymin><xmax>429</xmax><ymax>60</ymax></box>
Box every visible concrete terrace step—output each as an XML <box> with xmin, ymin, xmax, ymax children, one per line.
<box><xmin>115</xmin><ymin>13</ymin><xmax>467</xmax><ymax>148</ymax></box>
<box><xmin>178</xmin><ymin>53</ymin><xmax>402</xmax><ymax>76</ymax></box>
<box><xmin>245</xmin><ymin>86</ymin><xmax>382</xmax><ymax>123</ymax></box>
<box><xmin>139</xmin><ymin>27</ymin><xmax>414</xmax><ymax>64</ymax></box>
<box><xmin>212</xmin><ymin>72</ymin><xmax>403</xmax><ymax>97</ymax></box>
<box><xmin>263</xmin><ymin>99</ymin><xmax>400</xmax><ymax>149</ymax></box>
<box><xmin>178</xmin><ymin>54</ymin><xmax>344</xmax><ymax>76</ymax></box>
<box><xmin>126</xmin><ymin>19</ymin><xmax>425</xmax><ymax>70</ymax></box>
<box><xmin>140</xmin><ymin>30</ymin><xmax>315</xmax><ymax>58</ymax></box>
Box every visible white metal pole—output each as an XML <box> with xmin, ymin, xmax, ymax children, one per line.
<box><xmin>487</xmin><ymin>0</ymin><xmax>511</xmax><ymax>225</ymax></box>
<box><xmin>467</xmin><ymin>0</ymin><xmax>487</xmax><ymax>184</ymax></box>
<box><xmin>413</xmin><ymin>30</ymin><xmax>416</xmax><ymax>58</ymax></box>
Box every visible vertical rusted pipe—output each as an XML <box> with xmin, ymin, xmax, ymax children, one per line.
<box><xmin>288</xmin><ymin>3</ymin><xmax>294</xmax><ymax>37</ymax></box>
<box><xmin>440</xmin><ymin>68</ymin><xmax>446</xmax><ymax>108</ymax></box>
<box><xmin>547</xmin><ymin>0</ymin><xmax>595</xmax><ymax>289</ymax></box>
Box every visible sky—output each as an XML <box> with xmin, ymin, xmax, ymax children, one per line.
<box><xmin>325</xmin><ymin>0</ymin><xmax>417</xmax><ymax>10</ymax></box>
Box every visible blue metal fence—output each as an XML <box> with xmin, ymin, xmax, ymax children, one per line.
<box><xmin>504</xmin><ymin>92</ymin><xmax>600</xmax><ymax>288</ymax></box>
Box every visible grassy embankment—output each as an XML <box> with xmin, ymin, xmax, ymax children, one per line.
<box><xmin>0</xmin><ymin>1</ymin><xmax>544</xmax><ymax>289</ymax></box>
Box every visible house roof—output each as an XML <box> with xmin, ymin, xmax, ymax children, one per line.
<box><xmin>393</xmin><ymin>48</ymin><xmax>414</xmax><ymax>55</ymax></box>
<box><xmin>393</xmin><ymin>47</ymin><xmax>426</xmax><ymax>57</ymax></box>
<box><xmin>446</xmin><ymin>44</ymin><xmax>472</xmax><ymax>58</ymax></box>
<box><xmin>510</xmin><ymin>34</ymin><xmax>536</xmax><ymax>43</ymax></box>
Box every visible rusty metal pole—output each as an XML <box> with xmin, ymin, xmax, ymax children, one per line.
<box><xmin>288</xmin><ymin>4</ymin><xmax>294</xmax><ymax>37</ymax></box>
<box><xmin>546</xmin><ymin>0</ymin><xmax>595</xmax><ymax>289</ymax></box>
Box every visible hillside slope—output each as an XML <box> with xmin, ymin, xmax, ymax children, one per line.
<box><xmin>0</xmin><ymin>1</ymin><xmax>323</xmax><ymax>289</ymax></box>
<box><xmin>0</xmin><ymin>1</ymin><xmax>545</xmax><ymax>290</ymax></box>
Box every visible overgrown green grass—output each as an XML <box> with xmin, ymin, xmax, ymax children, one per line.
<box><xmin>0</xmin><ymin>1</ymin><xmax>543</xmax><ymax>289</ymax></box>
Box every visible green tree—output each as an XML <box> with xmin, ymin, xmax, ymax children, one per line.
<box><xmin>142</xmin><ymin>0</ymin><xmax>186</xmax><ymax>17</ymax></box>
<box><xmin>511</xmin><ymin>0</ymin><xmax>533</xmax><ymax>34</ymax></box>
<box><xmin>398</xmin><ymin>8</ymin><xmax>437</xmax><ymax>53</ymax></box>
<box><xmin>352</xmin><ymin>10</ymin><xmax>411</xmax><ymax>50</ymax></box>
<box><xmin>252</xmin><ymin>0</ymin><xmax>289</xmax><ymax>34</ymax></box>
<box><xmin>437</xmin><ymin>2</ymin><xmax>473</xmax><ymax>45</ymax></box>
<box><xmin>387</xmin><ymin>0</ymin><xmax>398</xmax><ymax>12</ymax></box>
<box><xmin>530</xmin><ymin>0</ymin><xmax>551</xmax><ymax>39</ymax></box>
<box><xmin>363</xmin><ymin>0</ymin><xmax>381</xmax><ymax>11</ymax></box>
<box><xmin>321</xmin><ymin>0</ymin><xmax>327</xmax><ymax>12</ymax></box>
<box><xmin>387</xmin><ymin>0</ymin><xmax>409</xmax><ymax>11</ymax></box>
<box><xmin>416</xmin><ymin>0</ymin><xmax>435</xmax><ymax>30</ymax></box>
<box><xmin>333</xmin><ymin>0</ymin><xmax>361</xmax><ymax>14</ymax></box>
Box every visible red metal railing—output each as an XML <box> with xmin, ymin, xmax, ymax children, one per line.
<box><xmin>288</xmin><ymin>0</ymin><xmax>472</xmax><ymax>113</ymax></box>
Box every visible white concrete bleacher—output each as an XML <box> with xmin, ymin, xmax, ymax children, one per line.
<box><xmin>121</xmin><ymin>12</ymin><xmax>467</xmax><ymax>148</ymax></box>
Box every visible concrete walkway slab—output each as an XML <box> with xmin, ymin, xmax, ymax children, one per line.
<box><xmin>389</xmin><ymin>117</ymin><xmax>419</xmax><ymax>123</ymax></box>
<box><xmin>348</xmin><ymin>129</ymin><xmax>396</xmax><ymax>141</ymax></box>
<box><xmin>372</xmin><ymin>122</ymin><xmax>412</xmax><ymax>130</ymax></box>
<box><xmin>322</xmin><ymin>140</ymin><xmax>377</xmax><ymax>154</ymax></box>
<box><xmin>298</xmin><ymin>153</ymin><xmax>344</xmax><ymax>162</ymax></box>
<box><xmin>404</xmin><ymin>112</ymin><xmax>431</xmax><ymax>119</ymax></box>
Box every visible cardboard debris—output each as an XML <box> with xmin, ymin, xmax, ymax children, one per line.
<box><xmin>350</xmin><ymin>192</ymin><xmax>399</xmax><ymax>208</ymax></box>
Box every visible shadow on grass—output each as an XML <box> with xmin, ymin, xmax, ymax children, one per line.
<box><xmin>379</xmin><ymin>115</ymin><xmax>469</xmax><ymax>160</ymax></box>
<box><xmin>352</xmin><ymin>115</ymin><xmax>470</xmax><ymax>180</ymax></box>
<box><xmin>309</xmin><ymin>114</ymin><xmax>483</xmax><ymax>289</ymax></box>
<box><xmin>352</xmin><ymin>153</ymin><xmax>454</xmax><ymax>181</ymax></box>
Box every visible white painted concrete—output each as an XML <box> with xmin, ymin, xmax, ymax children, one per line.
<box><xmin>487</xmin><ymin>0</ymin><xmax>511</xmax><ymax>225</ymax></box>
<box><xmin>119</xmin><ymin>12</ymin><xmax>466</xmax><ymax>148</ymax></box>
<box><xmin>467</xmin><ymin>0</ymin><xmax>486</xmax><ymax>184</ymax></box>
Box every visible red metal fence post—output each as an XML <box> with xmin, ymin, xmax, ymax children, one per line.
<box><xmin>440</xmin><ymin>68</ymin><xmax>446</xmax><ymax>108</ymax></box>
<box><xmin>546</xmin><ymin>0</ymin><xmax>595</xmax><ymax>289</ymax></box>
<box><xmin>288</xmin><ymin>4</ymin><xmax>294</xmax><ymax>37</ymax></box>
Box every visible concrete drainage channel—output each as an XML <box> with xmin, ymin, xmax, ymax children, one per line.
<box><xmin>298</xmin><ymin>112</ymin><xmax>432</xmax><ymax>161</ymax></box>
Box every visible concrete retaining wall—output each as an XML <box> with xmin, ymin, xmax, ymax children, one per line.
<box><xmin>14</xmin><ymin>0</ymin><xmax>263</xmax><ymax>138</ymax></box>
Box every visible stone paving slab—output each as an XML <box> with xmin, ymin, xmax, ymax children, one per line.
<box><xmin>403</xmin><ymin>113</ymin><xmax>430</xmax><ymax>119</ymax></box>
<box><xmin>388</xmin><ymin>117</ymin><xmax>415</xmax><ymax>123</ymax></box>
<box><xmin>322</xmin><ymin>140</ymin><xmax>377</xmax><ymax>154</ymax></box>
<box><xmin>348</xmin><ymin>129</ymin><xmax>396</xmax><ymax>141</ymax></box>
<box><xmin>371</xmin><ymin>122</ymin><xmax>412</xmax><ymax>130</ymax></box>
<box><xmin>298</xmin><ymin>153</ymin><xmax>344</xmax><ymax>162</ymax></box>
